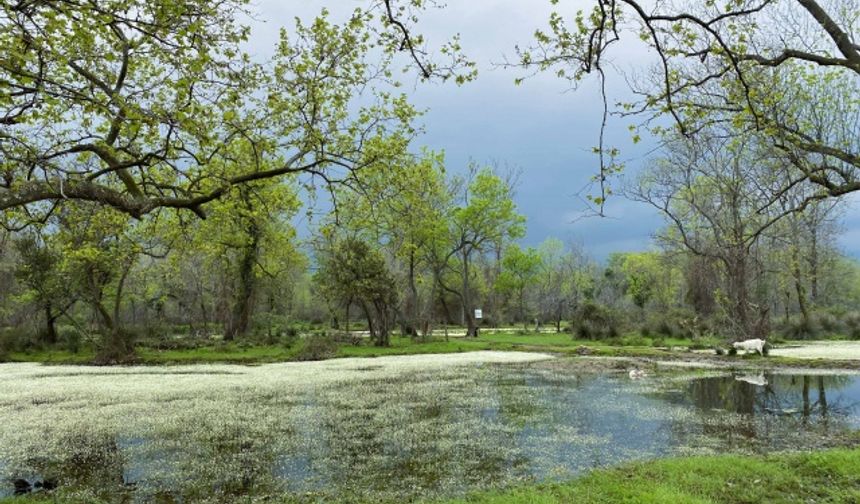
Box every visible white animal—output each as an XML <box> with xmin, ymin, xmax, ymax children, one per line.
<box><xmin>732</xmin><ymin>338</ymin><xmax>766</xmax><ymax>356</ymax></box>
<box><xmin>735</xmin><ymin>372</ymin><xmax>768</xmax><ymax>387</ymax></box>
<box><xmin>628</xmin><ymin>369</ymin><xmax>647</xmax><ymax>380</ymax></box>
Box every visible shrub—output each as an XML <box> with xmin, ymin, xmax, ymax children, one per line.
<box><xmin>0</xmin><ymin>328</ymin><xmax>34</xmax><ymax>352</ymax></box>
<box><xmin>571</xmin><ymin>302</ymin><xmax>620</xmax><ymax>340</ymax></box>
<box><xmin>640</xmin><ymin>308</ymin><xmax>712</xmax><ymax>340</ymax></box>
<box><xmin>57</xmin><ymin>326</ymin><xmax>82</xmax><ymax>353</ymax></box>
<box><xmin>780</xmin><ymin>310</ymin><xmax>860</xmax><ymax>340</ymax></box>
<box><xmin>783</xmin><ymin>317</ymin><xmax>817</xmax><ymax>340</ymax></box>
<box><xmin>295</xmin><ymin>333</ymin><xmax>338</xmax><ymax>361</ymax></box>
<box><xmin>280</xmin><ymin>327</ymin><xmax>300</xmax><ymax>348</ymax></box>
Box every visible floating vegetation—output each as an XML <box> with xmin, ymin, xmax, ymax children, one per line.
<box><xmin>1</xmin><ymin>353</ymin><xmax>859</xmax><ymax>502</ymax></box>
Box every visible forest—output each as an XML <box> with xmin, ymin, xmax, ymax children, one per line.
<box><xmin>1</xmin><ymin>0</ymin><xmax>860</xmax><ymax>503</ymax></box>
<box><xmin>2</xmin><ymin>151</ymin><xmax>860</xmax><ymax>362</ymax></box>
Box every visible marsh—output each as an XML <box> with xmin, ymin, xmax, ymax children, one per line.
<box><xmin>1</xmin><ymin>353</ymin><xmax>859</xmax><ymax>503</ymax></box>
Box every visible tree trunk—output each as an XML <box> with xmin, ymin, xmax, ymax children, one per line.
<box><xmin>374</xmin><ymin>300</ymin><xmax>390</xmax><ymax>347</ymax></box>
<box><xmin>345</xmin><ymin>302</ymin><xmax>350</xmax><ymax>333</ymax></box>
<box><xmin>405</xmin><ymin>251</ymin><xmax>419</xmax><ymax>337</ymax></box>
<box><xmin>42</xmin><ymin>304</ymin><xmax>58</xmax><ymax>345</ymax></box>
<box><xmin>809</xmin><ymin>228</ymin><xmax>819</xmax><ymax>302</ymax></box>
<box><xmin>94</xmin><ymin>299</ymin><xmax>133</xmax><ymax>362</ymax></box>
<box><xmin>726</xmin><ymin>251</ymin><xmax>752</xmax><ymax>340</ymax></box>
<box><xmin>224</xmin><ymin>224</ymin><xmax>260</xmax><ymax>341</ymax></box>
<box><xmin>462</xmin><ymin>250</ymin><xmax>477</xmax><ymax>337</ymax></box>
<box><xmin>791</xmin><ymin>246</ymin><xmax>811</xmax><ymax>330</ymax></box>
<box><xmin>113</xmin><ymin>258</ymin><xmax>133</xmax><ymax>333</ymax></box>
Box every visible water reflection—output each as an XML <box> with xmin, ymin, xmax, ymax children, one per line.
<box><xmin>676</xmin><ymin>373</ymin><xmax>857</xmax><ymax>422</ymax></box>
<box><xmin>2</xmin><ymin>364</ymin><xmax>860</xmax><ymax>502</ymax></box>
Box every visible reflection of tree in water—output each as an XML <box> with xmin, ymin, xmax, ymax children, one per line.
<box><xmin>673</xmin><ymin>374</ymin><xmax>858</xmax><ymax>450</ymax></box>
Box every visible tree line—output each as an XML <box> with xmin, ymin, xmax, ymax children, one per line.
<box><xmin>1</xmin><ymin>0</ymin><xmax>858</xmax><ymax>361</ymax></box>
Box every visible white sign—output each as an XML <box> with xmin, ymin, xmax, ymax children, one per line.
<box><xmin>474</xmin><ymin>309</ymin><xmax>483</xmax><ymax>319</ymax></box>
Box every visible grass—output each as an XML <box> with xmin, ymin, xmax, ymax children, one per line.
<box><xmin>136</xmin><ymin>343</ymin><xmax>303</xmax><ymax>364</ymax></box>
<box><xmin>5</xmin><ymin>448</ymin><xmax>859</xmax><ymax>503</ymax></box>
<box><xmin>442</xmin><ymin>448</ymin><xmax>860</xmax><ymax>504</ymax></box>
<box><xmin>5</xmin><ymin>331</ymin><xmax>858</xmax><ymax>367</ymax></box>
<box><xmin>1</xmin><ymin>331</ymin><xmax>678</xmax><ymax>365</ymax></box>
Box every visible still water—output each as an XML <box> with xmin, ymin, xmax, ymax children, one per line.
<box><xmin>1</xmin><ymin>358</ymin><xmax>858</xmax><ymax>502</ymax></box>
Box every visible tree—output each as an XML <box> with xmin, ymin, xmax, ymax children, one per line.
<box><xmin>446</xmin><ymin>167</ymin><xmax>526</xmax><ymax>337</ymax></box>
<box><xmin>513</xmin><ymin>0</ymin><xmax>860</xmax><ymax>207</ymax></box>
<box><xmin>315</xmin><ymin>237</ymin><xmax>398</xmax><ymax>347</ymax></box>
<box><xmin>189</xmin><ymin>179</ymin><xmax>301</xmax><ymax>341</ymax></box>
<box><xmin>497</xmin><ymin>244</ymin><xmax>542</xmax><ymax>329</ymax></box>
<box><xmin>53</xmin><ymin>204</ymin><xmax>142</xmax><ymax>361</ymax></box>
<box><xmin>633</xmin><ymin>131</ymin><xmax>795</xmax><ymax>340</ymax></box>
<box><xmin>616</xmin><ymin>252</ymin><xmax>682</xmax><ymax>312</ymax></box>
<box><xmin>0</xmin><ymin>3</ymin><xmax>425</xmax><ymax>225</ymax></box>
<box><xmin>322</xmin><ymin>150</ymin><xmax>449</xmax><ymax>337</ymax></box>
<box><xmin>535</xmin><ymin>238</ymin><xmax>567</xmax><ymax>332</ymax></box>
<box><xmin>13</xmin><ymin>233</ymin><xmax>76</xmax><ymax>344</ymax></box>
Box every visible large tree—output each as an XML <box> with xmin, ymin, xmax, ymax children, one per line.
<box><xmin>0</xmin><ymin>2</ymin><xmax>443</xmax><ymax>225</ymax></box>
<box><xmin>513</xmin><ymin>0</ymin><xmax>859</xmax><ymax>208</ymax></box>
<box><xmin>633</xmin><ymin>131</ymin><xmax>797</xmax><ymax>340</ymax></box>
<box><xmin>445</xmin><ymin>167</ymin><xmax>525</xmax><ymax>337</ymax></box>
<box><xmin>13</xmin><ymin>232</ymin><xmax>76</xmax><ymax>344</ymax></box>
<box><xmin>315</xmin><ymin>237</ymin><xmax>398</xmax><ymax>347</ymax></box>
<box><xmin>321</xmin><ymin>150</ymin><xmax>449</xmax><ymax>337</ymax></box>
<box><xmin>496</xmin><ymin>244</ymin><xmax>542</xmax><ymax>329</ymax></box>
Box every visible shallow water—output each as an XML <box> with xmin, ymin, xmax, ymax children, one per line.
<box><xmin>1</xmin><ymin>358</ymin><xmax>859</xmax><ymax>502</ymax></box>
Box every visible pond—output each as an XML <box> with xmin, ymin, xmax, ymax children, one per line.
<box><xmin>1</xmin><ymin>354</ymin><xmax>859</xmax><ymax>503</ymax></box>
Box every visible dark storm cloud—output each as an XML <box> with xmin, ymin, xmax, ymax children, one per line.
<box><xmin>246</xmin><ymin>1</ymin><xmax>860</xmax><ymax>261</ymax></box>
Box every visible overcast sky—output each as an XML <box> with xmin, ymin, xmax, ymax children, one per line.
<box><xmin>245</xmin><ymin>1</ymin><xmax>860</xmax><ymax>261</ymax></box>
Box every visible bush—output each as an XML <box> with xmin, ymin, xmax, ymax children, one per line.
<box><xmin>780</xmin><ymin>310</ymin><xmax>860</xmax><ymax>340</ymax></box>
<box><xmin>571</xmin><ymin>302</ymin><xmax>620</xmax><ymax>340</ymax></box>
<box><xmin>641</xmin><ymin>308</ymin><xmax>713</xmax><ymax>341</ymax></box>
<box><xmin>0</xmin><ymin>328</ymin><xmax>34</xmax><ymax>353</ymax></box>
<box><xmin>605</xmin><ymin>334</ymin><xmax>651</xmax><ymax>347</ymax></box>
<box><xmin>57</xmin><ymin>326</ymin><xmax>82</xmax><ymax>353</ymax></box>
<box><xmin>280</xmin><ymin>327</ymin><xmax>300</xmax><ymax>348</ymax></box>
<box><xmin>294</xmin><ymin>333</ymin><xmax>338</xmax><ymax>361</ymax></box>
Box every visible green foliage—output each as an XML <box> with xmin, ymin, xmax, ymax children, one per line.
<box><xmin>0</xmin><ymin>1</ymin><xmax>435</xmax><ymax>225</ymax></box>
<box><xmin>496</xmin><ymin>244</ymin><xmax>542</xmax><ymax>325</ymax></box>
<box><xmin>315</xmin><ymin>237</ymin><xmax>398</xmax><ymax>346</ymax></box>
<box><xmin>779</xmin><ymin>310</ymin><xmax>860</xmax><ymax>341</ymax></box>
<box><xmin>295</xmin><ymin>333</ymin><xmax>339</xmax><ymax>361</ymax></box>
<box><xmin>571</xmin><ymin>301</ymin><xmax>619</xmax><ymax>340</ymax></box>
<box><xmin>56</xmin><ymin>326</ymin><xmax>83</xmax><ymax>354</ymax></box>
<box><xmin>444</xmin><ymin>448</ymin><xmax>860</xmax><ymax>504</ymax></box>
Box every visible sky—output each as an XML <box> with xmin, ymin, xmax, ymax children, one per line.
<box><xmin>245</xmin><ymin>1</ymin><xmax>860</xmax><ymax>261</ymax></box>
